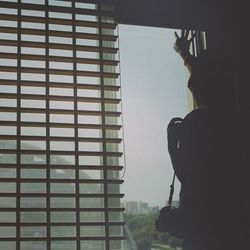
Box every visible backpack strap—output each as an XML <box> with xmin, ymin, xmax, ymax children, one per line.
<box><xmin>168</xmin><ymin>173</ymin><xmax>176</xmax><ymax>206</ymax></box>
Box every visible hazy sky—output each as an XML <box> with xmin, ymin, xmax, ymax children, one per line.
<box><xmin>118</xmin><ymin>25</ymin><xmax>189</xmax><ymax>207</ymax></box>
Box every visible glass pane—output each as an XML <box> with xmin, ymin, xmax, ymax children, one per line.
<box><xmin>50</xmin><ymin>88</ymin><xmax>73</xmax><ymax>96</ymax></box>
<box><xmin>21</xmin><ymin>141</ymin><xmax>46</xmax><ymax>150</ymax></box>
<box><xmin>0</xmin><ymin>212</ymin><xmax>16</xmax><ymax>222</ymax></box>
<box><xmin>109</xmin><ymin>212</ymin><xmax>122</xmax><ymax>222</ymax></box>
<box><xmin>78</xmin><ymin>142</ymin><xmax>101</xmax><ymax>152</ymax></box>
<box><xmin>0</xmin><ymin>98</ymin><xmax>17</xmax><ymax>107</ymax></box>
<box><xmin>0</xmin><ymin>242</ymin><xmax>16</xmax><ymax>250</ymax></box>
<box><xmin>21</xmin><ymin>169</ymin><xmax>46</xmax><ymax>178</ymax></box>
<box><xmin>51</xmin><ymin>241</ymin><xmax>76</xmax><ymax>250</ymax></box>
<box><xmin>0</xmin><ymin>197</ymin><xmax>16</xmax><ymax>208</ymax></box>
<box><xmin>21</xmin><ymin>241</ymin><xmax>46</xmax><ymax>250</ymax></box>
<box><xmin>20</xmin><ymin>212</ymin><xmax>46</xmax><ymax>223</ymax></box>
<box><xmin>79</xmin><ymin>169</ymin><xmax>101</xmax><ymax>179</ymax></box>
<box><xmin>78</xmin><ymin>128</ymin><xmax>101</xmax><ymax>138</ymax></box>
<box><xmin>21</xmin><ymin>183</ymin><xmax>46</xmax><ymax>193</ymax></box>
<box><xmin>75</xmin><ymin>2</ymin><xmax>96</xmax><ymax>9</ymax></box>
<box><xmin>108</xmin><ymin>198</ymin><xmax>122</xmax><ymax>208</ymax></box>
<box><xmin>50</xmin><ymin>198</ymin><xmax>75</xmax><ymax>208</ymax></box>
<box><xmin>21</xmin><ymin>113</ymin><xmax>46</xmax><ymax>122</ymax></box>
<box><xmin>20</xmin><ymin>198</ymin><xmax>46</xmax><ymax>208</ymax></box>
<box><xmin>0</xmin><ymin>183</ymin><xmax>16</xmax><ymax>193</ymax></box>
<box><xmin>21</xmin><ymin>226</ymin><xmax>46</xmax><ymax>237</ymax></box>
<box><xmin>21</xmin><ymin>86</ymin><xmax>45</xmax><ymax>95</ymax></box>
<box><xmin>50</xmin><ymin>183</ymin><xmax>75</xmax><ymax>194</ymax></box>
<box><xmin>79</xmin><ymin>183</ymin><xmax>103</xmax><ymax>194</ymax></box>
<box><xmin>51</xmin><ymin>226</ymin><xmax>76</xmax><ymax>237</ymax></box>
<box><xmin>109</xmin><ymin>226</ymin><xmax>123</xmax><ymax>236</ymax></box>
<box><xmin>21</xmin><ymin>99</ymin><xmax>45</xmax><ymax>108</ymax></box>
<box><xmin>21</xmin><ymin>154</ymin><xmax>46</xmax><ymax>165</ymax></box>
<box><xmin>110</xmin><ymin>240</ymin><xmax>122</xmax><ymax>250</ymax></box>
<box><xmin>51</xmin><ymin>212</ymin><xmax>75</xmax><ymax>222</ymax></box>
<box><xmin>0</xmin><ymin>127</ymin><xmax>16</xmax><ymax>136</ymax></box>
<box><xmin>50</xmin><ymin>169</ymin><xmax>75</xmax><ymax>179</ymax></box>
<box><xmin>80</xmin><ymin>197</ymin><xmax>104</xmax><ymax>208</ymax></box>
<box><xmin>50</xmin><ymin>141</ymin><xmax>75</xmax><ymax>151</ymax></box>
<box><xmin>80</xmin><ymin>241</ymin><xmax>105</xmax><ymax>250</ymax></box>
<box><xmin>79</xmin><ymin>156</ymin><xmax>100</xmax><ymax>165</ymax></box>
<box><xmin>80</xmin><ymin>226</ymin><xmax>105</xmax><ymax>237</ymax></box>
<box><xmin>0</xmin><ymin>227</ymin><xmax>16</xmax><ymax>237</ymax></box>
<box><xmin>80</xmin><ymin>212</ymin><xmax>104</xmax><ymax>222</ymax></box>
<box><xmin>50</xmin><ymin>155</ymin><xmax>75</xmax><ymax>165</ymax></box>
<box><xmin>0</xmin><ymin>168</ymin><xmax>16</xmax><ymax>178</ymax></box>
<box><xmin>21</xmin><ymin>127</ymin><xmax>46</xmax><ymax>136</ymax></box>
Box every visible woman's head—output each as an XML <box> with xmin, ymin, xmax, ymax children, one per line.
<box><xmin>188</xmin><ymin>49</ymin><xmax>236</xmax><ymax>110</ymax></box>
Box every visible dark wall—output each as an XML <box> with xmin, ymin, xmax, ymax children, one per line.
<box><xmin>114</xmin><ymin>0</ymin><xmax>234</xmax><ymax>31</ymax></box>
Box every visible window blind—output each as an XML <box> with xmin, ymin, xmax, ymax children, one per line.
<box><xmin>0</xmin><ymin>0</ymin><xmax>125</xmax><ymax>249</ymax></box>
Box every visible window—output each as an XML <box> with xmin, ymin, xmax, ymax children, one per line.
<box><xmin>118</xmin><ymin>25</ymin><xmax>206</xmax><ymax>249</ymax></box>
<box><xmin>0</xmin><ymin>0</ymin><xmax>124</xmax><ymax>249</ymax></box>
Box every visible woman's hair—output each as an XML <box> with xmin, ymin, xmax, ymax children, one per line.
<box><xmin>188</xmin><ymin>49</ymin><xmax>236</xmax><ymax>111</ymax></box>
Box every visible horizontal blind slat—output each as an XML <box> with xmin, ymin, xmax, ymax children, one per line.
<box><xmin>0</xmin><ymin>92</ymin><xmax>120</xmax><ymax>104</ymax></box>
<box><xmin>0</xmin><ymin>193</ymin><xmax>124</xmax><ymax>198</ymax></box>
<box><xmin>0</xmin><ymin>52</ymin><xmax>119</xmax><ymax>66</ymax></box>
<box><xmin>0</xmin><ymin>65</ymin><xmax>120</xmax><ymax>78</ymax></box>
<box><xmin>0</xmin><ymin>178</ymin><xmax>124</xmax><ymax>184</ymax></box>
<box><xmin>0</xmin><ymin>164</ymin><xmax>123</xmax><ymax>170</ymax></box>
<box><xmin>0</xmin><ymin>207</ymin><xmax>125</xmax><ymax>212</ymax></box>
<box><xmin>0</xmin><ymin>79</ymin><xmax>120</xmax><ymax>91</ymax></box>
<box><xmin>0</xmin><ymin>13</ymin><xmax>117</xmax><ymax>29</ymax></box>
<box><xmin>0</xmin><ymin>39</ymin><xmax>118</xmax><ymax>53</ymax></box>
<box><xmin>0</xmin><ymin>149</ymin><xmax>123</xmax><ymax>156</ymax></box>
<box><xmin>0</xmin><ymin>107</ymin><xmax>121</xmax><ymax>116</ymax></box>
<box><xmin>0</xmin><ymin>121</ymin><xmax>121</xmax><ymax>130</ymax></box>
<box><xmin>0</xmin><ymin>26</ymin><xmax>118</xmax><ymax>41</ymax></box>
<box><xmin>0</xmin><ymin>1</ymin><xmax>115</xmax><ymax>16</ymax></box>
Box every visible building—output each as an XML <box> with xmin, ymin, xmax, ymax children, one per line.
<box><xmin>124</xmin><ymin>201</ymin><xmax>157</xmax><ymax>215</ymax></box>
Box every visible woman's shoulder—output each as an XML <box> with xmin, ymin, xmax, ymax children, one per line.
<box><xmin>183</xmin><ymin>106</ymin><xmax>212</xmax><ymax>127</ymax></box>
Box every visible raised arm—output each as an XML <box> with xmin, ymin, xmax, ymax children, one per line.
<box><xmin>173</xmin><ymin>29</ymin><xmax>195</xmax><ymax>73</ymax></box>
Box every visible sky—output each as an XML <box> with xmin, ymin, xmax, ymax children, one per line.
<box><xmin>118</xmin><ymin>25</ymin><xmax>190</xmax><ymax>207</ymax></box>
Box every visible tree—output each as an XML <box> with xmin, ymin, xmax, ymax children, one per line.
<box><xmin>124</xmin><ymin>211</ymin><xmax>183</xmax><ymax>249</ymax></box>
<box><xmin>137</xmin><ymin>237</ymin><xmax>151</xmax><ymax>250</ymax></box>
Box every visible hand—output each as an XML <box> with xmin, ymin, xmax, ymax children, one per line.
<box><xmin>167</xmin><ymin>118</ymin><xmax>183</xmax><ymax>155</ymax></box>
<box><xmin>173</xmin><ymin>29</ymin><xmax>195</xmax><ymax>59</ymax></box>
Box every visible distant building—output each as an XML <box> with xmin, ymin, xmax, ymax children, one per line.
<box><xmin>151</xmin><ymin>205</ymin><xmax>160</xmax><ymax>213</ymax></box>
<box><xmin>124</xmin><ymin>201</ymin><xmax>157</xmax><ymax>215</ymax></box>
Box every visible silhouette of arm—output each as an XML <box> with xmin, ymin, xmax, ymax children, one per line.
<box><xmin>174</xmin><ymin>29</ymin><xmax>195</xmax><ymax>73</ymax></box>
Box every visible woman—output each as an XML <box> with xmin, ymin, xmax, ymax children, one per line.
<box><xmin>157</xmin><ymin>30</ymin><xmax>248</xmax><ymax>250</ymax></box>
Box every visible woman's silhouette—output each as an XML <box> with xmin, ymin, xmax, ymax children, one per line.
<box><xmin>156</xmin><ymin>30</ymin><xmax>248</xmax><ymax>250</ymax></box>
